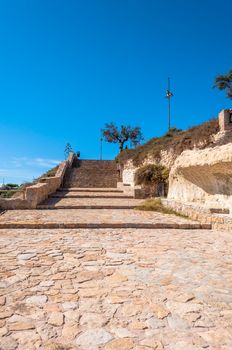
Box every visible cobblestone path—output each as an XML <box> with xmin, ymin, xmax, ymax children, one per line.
<box><xmin>0</xmin><ymin>188</ymin><xmax>232</xmax><ymax>349</ymax></box>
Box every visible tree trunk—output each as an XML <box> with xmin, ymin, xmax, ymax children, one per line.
<box><xmin>119</xmin><ymin>141</ymin><xmax>124</xmax><ymax>152</ymax></box>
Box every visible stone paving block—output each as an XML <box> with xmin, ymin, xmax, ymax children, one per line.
<box><xmin>0</xmin><ymin>228</ymin><xmax>232</xmax><ymax>348</ymax></box>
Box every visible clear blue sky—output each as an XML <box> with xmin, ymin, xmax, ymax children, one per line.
<box><xmin>0</xmin><ymin>0</ymin><xmax>231</xmax><ymax>184</ymax></box>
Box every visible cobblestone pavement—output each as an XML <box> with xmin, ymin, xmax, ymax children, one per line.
<box><xmin>0</xmin><ymin>227</ymin><xmax>232</xmax><ymax>349</ymax></box>
<box><xmin>0</xmin><ymin>209</ymin><xmax>198</xmax><ymax>226</ymax></box>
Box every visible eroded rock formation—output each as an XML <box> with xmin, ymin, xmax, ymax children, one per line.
<box><xmin>168</xmin><ymin>142</ymin><xmax>232</xmax><ymax>209</ymax></box>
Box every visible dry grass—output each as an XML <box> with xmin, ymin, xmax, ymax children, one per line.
<box><xmin>135</xmin><ymin>198</ymin><xmax>188</xmax><ymax>218</ymax></box>
<box><xmin>117</xmin><ymin>119</ymin><xmax>219</xmax><ymax>166</ymax></box>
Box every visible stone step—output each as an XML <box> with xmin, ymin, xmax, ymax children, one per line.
<box><xmin>38</xmin><ymin>205</ymin><xmax>137</xmax><ymax>209</ymax></box>
<box><xmin>0</xmin><ymin>222</ymin><xmax>212</xmax><ymax>229</ymax></box>
<box><xmin>38</xmin><ymin>197</ymin><xmax>141</xmax><ymax>209</ymax></box>
<box><xmin>60</xmin><ymin>188</ymin><xmax>124</xmax><ymax>193</ymax></box>
<box><xmin>0</xmin><ymin>208</ymin><xmax>212</xmax><ymax>230</ymax></box>
<box><xmin>50</xmin><ymin>192</ymin><xmax>133</xmax><ymax>199</ymax></box>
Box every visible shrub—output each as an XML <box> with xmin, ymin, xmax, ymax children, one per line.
<box><xmin>135</xmin><ymin>164</ymin><xmax>169</xmax><ymax>187</ymax></box>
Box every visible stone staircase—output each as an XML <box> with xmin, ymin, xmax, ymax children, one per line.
<box><xmin>0</xmin><ymin>157</ymin><xmax>212</xmax><ymax>230</ymax></box>
<box><xmin>63</xmin><ymin>159</ymin><xmax>119</xmax><ymax>188</ymax></box>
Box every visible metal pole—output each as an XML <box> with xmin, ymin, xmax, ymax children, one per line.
<box><xmin>165</xmin><ymin>77</ymin><xmax>173</xmax><ymax>131</ymax></box>
<box><xmin>168</xmin><ymin>78</ymin><xmax>171</xmax><ymax>131</ymax></box>
<box><xmin>100</xmin><ymin>136</ymin><xmax>102</xmax><ymax>160</ymax></box>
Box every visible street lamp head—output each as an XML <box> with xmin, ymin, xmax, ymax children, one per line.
<box><xmin>165</xmin><ymin>90</ymin><xmax>173</xmax><ymax>98</ymax></box>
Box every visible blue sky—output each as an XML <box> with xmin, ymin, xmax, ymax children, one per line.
<box><xmin>0</xmin><ymin>0</ymin><xmax>231</xmax><ymax>184</ymax></box>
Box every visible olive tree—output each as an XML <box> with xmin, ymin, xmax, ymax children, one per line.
<box><xmin>102</xmin><ymin>123</ymin><xmax>143</xmax><ymax>152</ymax></box>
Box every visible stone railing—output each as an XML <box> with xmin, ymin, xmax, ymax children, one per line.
<box><xmin>0</xmin><ymin>152</ymin><xmax>76</xmax><ymax>210</ymax></box>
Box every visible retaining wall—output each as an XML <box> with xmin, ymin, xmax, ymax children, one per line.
<box><xmin>0</xmin><ymin>153</ymin><xmax>75</xmax><ymax>209</ymax></box>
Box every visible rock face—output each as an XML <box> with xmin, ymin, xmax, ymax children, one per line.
<box><xmin>120</xmin><ymin>110</ymin><xmax>232</xmax><ymax>189</ymax></box>
<box><xmin>168</xmin><ymin>142</ymin><xmax>232</xmax><ymax>210</ymax></box>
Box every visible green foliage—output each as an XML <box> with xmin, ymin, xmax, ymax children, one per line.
<box><xmin>214</xmin><ymin>68</ymin><xmax>232</xmax><ymax>99</ymax></box>
<box><xmin>117</xmin><ymin>119</ymin><xmax>219</xmax><ymax>166</ymax></box>
<box><xmin>5</xmin><ymin>183</ymin><xmax>19</xmax><ymax>188</ymax></box>
<box><xmin>135</xmin><ymin>164</ymin><xmax>169</xmax><ymax>187</ymax></box>
<box><xmin>0</xmin><ymin>190</ymin><xmax>17</xmax><ymax>198</ymax></box>
<box><xmin>102</xmin><ymin>123</ymin><xmax>143</xmax><ymax>152</ymax></box>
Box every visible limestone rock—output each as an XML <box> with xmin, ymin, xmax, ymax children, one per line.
<box><xmin>47</xmin><ymin>312</ymin><xmax>64</xmax><ymax>326</ymax></box>
<box><xmin>76</xmin><ymin>328</ymin><xmax>113</xmax><ymax>347</ymax></box>
<box><xmin>25</xmin><ymin>295</ymin><xmax>48</xmax><ymax>306</ymax></box>
<box><xmin>105</xmin><ymin>338</ymin><xmax>134</xmax><ymax>350</ymax></box>
<box><xmin>0</xmin><ymin>336</ymin><xmax>18</xmax><ymax>350</ymax></box>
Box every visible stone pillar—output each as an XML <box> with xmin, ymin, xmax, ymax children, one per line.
<box><xmin>219</xmin><ymin>109</ymin><xmax>232</xmax><ymax>132</ymax></box>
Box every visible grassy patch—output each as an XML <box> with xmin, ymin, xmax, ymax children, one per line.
<box><xmin>0</xmin><ymin>190</ymin><xmax>18</xmax><ymax>198</ymax></box>
<box><xmin>135</xmin><ymin>198</ymin><xmax>188</xmax><ymax>218</ymax></box>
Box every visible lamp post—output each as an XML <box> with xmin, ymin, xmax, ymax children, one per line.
<box><xmin>165</xmin><ymin>77</ymin><xmax>174</xmax><ymax>131</ymax></box>
<box><xmin>100</xmin><ymin>133</ymin><xmax>103</xmax><ymax>160</ymax></box>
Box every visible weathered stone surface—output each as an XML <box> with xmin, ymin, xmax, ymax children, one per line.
<box><xmin>129</xmin><ymin>321</ymin><xmax>147</xmax><ymax>330</ymax></box>
<box><xmin>47</xmin><ymin>312</ymin><xmax>64</xmax><ymax>326</ymax></box>
<box><xmin>168</xmin><ymin>142</ymin><xmax>232</xmax><ymax>211</ymax></box>
<box><xmin>105</xmin><ymin>338</ymin><xmax>134</xmax><ymax>350</ymax></box>
<box><xmin>8</xmin><ymin>321</ymin><xmax>35</xmax><ymax>331</ymax></box>
<box><xmin>62</xmin><ymin>322</ymin><xmax>80</xmax><ymax>339</ymax></box>
<box><xmin>110</xmin><ymin>328</ymin><xmax>135</xmax><ymax>338</ymax></box>
<box><xmin>140</xmin><ymin>339</ymin><xmax>164</xmax><ymax>349</ymax></box>
<box><xmin>0</xmin><ymin>336</ymin><xmax>18</xmax><ymax>350</ymax></box>
<box><xmin>0</xmin><ymin>297</ymin><xmax>6</xmax><ymax>306</ymax></box>
<box><xmin>0</xmin><ymin>310</ymin><xmax>13</xmax><ymax>319</ymax></box>
<box><xmin>75</xmin><ymin>328</ymin><xmax>113</xmax><ymax>346</ymax></box>
<box><xmin>25</xmin><ymin>295</ymin><xmax>48</xmax><ymax>306</ymax></box>
<box><xmin>79</xmin><ymin>312</ymin><xmax>110</xmax><ymax>327</ymax></box>
<box><xmin>0</xmin><ymin>222</ymin><xmax>232</xmax><ymax>348</ymax></box>
<box><xmin>17</xmin><ymin>253</ymin><xmax>36</xmax><ymax>260</ymax></box>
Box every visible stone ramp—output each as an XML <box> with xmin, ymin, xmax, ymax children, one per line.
<box><xmin>0</xmin><ymin>208</ymin><xmax>211</xmax><ymax>229</ymax></box>
<box><xmin>63</xmin><ymin>159</ymin><xmax>119</xmax><ymax>188</ymax></box>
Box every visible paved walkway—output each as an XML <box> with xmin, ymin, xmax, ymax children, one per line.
<box><xmin>0</xmin><ymin>188</ymin><xmax>232</xmax><ymax>349</ymax></box>
<box><xmin>0</xmin><ymin>228</ymin><xmax>232</xmax><ymax>349</ymax></box>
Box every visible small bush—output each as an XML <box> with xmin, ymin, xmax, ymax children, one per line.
<box><xmin>5</xmin><ymin>183</ymin><xmax>19</xmax><ymax>188</ymax></box>
<box><xmin>0</xmin><ymin>190</ymin><xmax>16</xmax><ymax>198</ymax></box>
<box><xmin>135</xmin><ymin>164</ymin><xmax>169</xmax><ymax>187</ymax></box>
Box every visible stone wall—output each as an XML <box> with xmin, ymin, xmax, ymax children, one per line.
<box><xmin>0</xmin><ymin>153</ymin><xmax>75</xmax><ymax>209</ymax></box>
<box><xmin>162</xmin><ymin>198</ymin><xmax>232</xmax><ymax>232</ymax></box>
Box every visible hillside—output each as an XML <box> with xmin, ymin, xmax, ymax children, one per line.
<box><xmin>116</xmin><ymin>118</ymin><xmax>219</xmax><ymax>167</ymax></box>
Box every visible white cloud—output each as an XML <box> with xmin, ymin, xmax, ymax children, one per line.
<box><xmin>10</xmin><ymin>157</ymin><xmax>61</xmax><ymax>168</ymax></box>
<box><xmin>1</xmin><ymin>157</ymin><xmax>62</xmax><ymax>185</ymax></box>
<box><xmin>32</xmin><ymin>158</ymin><xmax>61</xmax><ymax>167</ymax></box>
